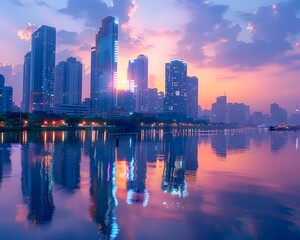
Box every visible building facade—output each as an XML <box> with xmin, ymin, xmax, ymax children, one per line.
<box><xmin>127</xmin><ymin>54</ymin><xmax>148</xmax><ymax>112</ymax></box>
<box><xmin>144</xmin><ymin>88</ymin><xmax>164</xmax><ymax>113</ymax></box>
<box><xmin>270</xmin><ymin>103</ymin><xmax>288</xmax><ymax>125</ymax></box>
<box><xmin>211</xmin><ymin>96</ymin><xmax>227</xmax><ymax>123</ymax></box>
<box><xmin>0</xmin><ymin>74</ymin><xmax>13</xmax><ymax>113</ymax></box>
<box><xmin>30</xmin><ymin>25</ymin><xmax>56</xmax><ymax>112</ymax></box>
<box><xmin>22</xmin><ymin>51</ymin><xmax>31</xmax><ymax>112</ymax></box>
<box><xmin>186</xmin><ymin>76</ymin><xmax>198</xmax><ymax>119</ymax></box>
<box><xmin>164</xmin><ymin>59</ymin><xmax>187</xmax><ymax>116</ymax></box>
<box><xmin>92</xmin><ymin>16</ymin><xmax>118</xmax><ymax>114</ymax></box>
<box><xmin>55</xmin><ymin>57</ymin><xmax>82</xmax><ymax>107</ymax></box>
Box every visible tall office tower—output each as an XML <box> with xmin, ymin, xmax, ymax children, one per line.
<box><xmin>93</xmin><ymin>16</ymin><xmax>118</xmax><ymax>113</ymax></box>
<box><xmin>127</xmin><ymin>54</ymin><xmax>148</xmax><ymax>112</ymax></box>
<box><xmin>270</xmin><ymin>103</ymin><xmax>288</xmax><ymax>125</ymax></box>
<box><xmin>30</xmin><ymin>25</ymin><xmax>56</xmax><ymax>112</ymax></box>
<box><xmin>90</xmin><ymin>47</ymin><xmax>97</xmax><ymax>100</ymax></box>
<box><xmin>211</xmin><ymin>95</ymin><xmax>227</xmax><ymax>123</ymax></box>
<box><xmin>22</xmin><ymin>51</ymin><xmax>31</xmax><ymax>112</ymax></box>
<box><xmin>164</xmin><ymin>59</ymin><xmax>187</xmax><ymax>115</ymax></box>
<box><xmin>186</xmin><ymin>76</ymin><xmax>198</xmax><ymax>119</ymax></box>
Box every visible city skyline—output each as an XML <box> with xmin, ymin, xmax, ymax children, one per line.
<box><xmin>0</xmin><ymin>0</ymin><xmax>300</xmax><ymax>113</ymax></box>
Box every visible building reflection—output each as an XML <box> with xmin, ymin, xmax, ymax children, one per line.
<box><xmin>21</xmin><ymin>143</ymin><xmax>55</xmax><ymax>224</ymax></box>
<box><xmin>270</xmin><ymin>132</ymin><xmax>288</xmax><ymax>152</ymax></box>
<box><xmin>89</xmin><ymin>134</ymin><xmax>119</xmax><ymax>239</ymax></box>
<box><xmin>211</xmin><ymin>132</ymin><xmax>250</xmax><ymax>158</ymax></box>
<box><xmin>211</xmin><ymin>133</ymin><xmax>227</xmax><ymax>158</ymax></box>
<box><xmin>162</xmin><ymin>135</ymin><xmax>198</xmax><ymax>197</ymax></box>
<box><xmin>52</xmin><ymin>131</ymin><xmax>81</xmax><ymax>191</ymax></box>
<box><xmin>0</xmin><ymin>143</ymin><xmax>11</xmax><ymax>187</ymax></box>
<box><xmin>126</xmin><ymin>137</ymin><xmax>149</xmax><ymax>207</ymax></box>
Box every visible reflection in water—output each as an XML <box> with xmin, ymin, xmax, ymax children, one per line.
<box><xmin>211</xmin><ymin>131</ymin><xmax>251</xmax><ymax>158</ymax></box>
<box><xmin>0</xmin><ymin>130</ymin><xmax>299</xmax><ymax>239</ymax></box>
<box><xmin>0</xmin><ymin>143</ymin><xmax>11</xmax><ymax>186</ymax></box>
<box><xmin>89</xmin><ymin>134</ymin><xmax>119</xmax><ymax>239</ymax></box>
<box><xmin>211</xmin><ymin>133</ymin><xmax>227</xmax><ymax>158</ymax></box>
<box><xmin>271</xmin><ymin>132</ymin><xmax>288</xmax><ymax>152</ymax></box>
<box><xmin>126</xmin><ymin>137</ymin><xmax>149</xmax><ymax>207</ymax></box>
<box><xmin>21</xmin><ymin>143</ymin><xmax>55</xmax><ymax>224</ymax></box>
<box><xmin>162</xmin><ymin>135</ymin><xmax>199</xmax><ymax>197</ymax></box>
<box><xmin>52</xmin><ymin>132</ymin><xmax>81</xmax><ymax>191</ymax></box>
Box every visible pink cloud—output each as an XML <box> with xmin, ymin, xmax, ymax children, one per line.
<box><xmin>17</xmin><ymin>22</ymin><xmax>38</xmax><ymax>41</ymax></box>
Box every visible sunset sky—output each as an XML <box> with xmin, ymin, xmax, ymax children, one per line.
<box><xmin>0</xmin><ymin>0</ymin><xmax>300</xmax><ymax>113</ymax></box>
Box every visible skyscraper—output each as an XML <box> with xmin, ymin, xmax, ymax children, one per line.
<box><xmin>55</xmin><ymin>57</ymin><xmax>82</xmax><ymax>107</ymax></box>
<box><xmin>22</xmin><ymin>51</ymin><xmax>31</xmax><ymax>112</ymax></box>
<box><xmin>186</xmin><ymin>76</ymin><xmax>198</xmax><ymax>119</ymax></box>
<box><xmin>164</xmin><ymin>59</ymin><xmax>187</xmax><ymax>116</ymax></box>
<box><xmin>127</xmin><ymin>54</ymin><xmax>148</xmax><ymax>112</ymax></box>
<box><xmin>30</xmin><ymin>25</ymin><xmax>56</xmax><ymax>112</ymax></box>
<box><xmin>92</xmin><ymin>16</ymin><xmax>118</xmax><ymax>114</ymax></box>
<box><xmin>90</xmin><ymin>47</ymin><xmax>97</xmax><ymax>101</ymax></box>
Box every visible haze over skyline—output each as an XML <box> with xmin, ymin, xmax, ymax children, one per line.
<box><xmin>0</xmin><ymin>0</ymin><xmax>300</xmax><ymax>113</ymax></box>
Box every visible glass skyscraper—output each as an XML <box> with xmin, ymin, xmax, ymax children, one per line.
<box><xmin>127</xmin><ymin>54</ymin><xmax>148</xmax><ymax>112</ymax></box>
<box><xmin>30</xmin><ymin>25</ymin><xmax>56</xmax><ymax>112</ymax></box>
<box><xmin>92</xmin><ymin>16</ymin><xmax>118</xmax><ymax>114</ymax></box>
<box><xmin>164</xmin><ymin>59</ymin><xmax>187</xmax><ymax>115</ymax></box>
<box><xmin>22</xmin><ymin>51</ymin><xmax>31</xmax><ymax>112</ymax></box>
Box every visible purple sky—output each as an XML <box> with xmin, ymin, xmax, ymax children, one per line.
<box><xmin>0</xmin><ymin>0</ymin><xmax>300</xmax><ymax>114</ymax></box>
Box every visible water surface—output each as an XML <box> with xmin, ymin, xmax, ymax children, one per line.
<box><xmin>0</xmin><ymin>129</ymin><xmax>299</xmax><ymax>239</ymax></box>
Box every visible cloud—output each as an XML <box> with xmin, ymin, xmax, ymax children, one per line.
<box><xmin>6</xmin><ymin>0</ymin><xmax>25</xmax><ymax>6</ymax></box>
<box><xmin>56</xmin><ymin>49</ymin><xmax>82</xmax><ymax>63</ymax></box>
<box><xmin>17</xmin><ymin>22</ymin><xmax>38</xmax><ymax>41</ymax></box>
<box><xmin>176</xmin><ymin>0</ymin><xmax>300</xmax><ymax>69</ymax></box>
<box><xmin>58</xmin><ymin>0</ymin><xmax>145</xmax><ymax>53</ymax></box>
<box><xmin>57</xmin><ymin>30</ymin><xmax>80</xmax><ymax>46</ymax></box>
<box><xmin>35</xmin><ymin>1</ymin><xmax>52</xmax><ymax>8</ymax></box>
<box><xmin>78</xmin><ymin>42</ymin><xmax>92</xmax><ymax>51</ymax></box>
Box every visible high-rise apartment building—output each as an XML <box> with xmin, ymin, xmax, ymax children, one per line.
<box><xmin>186</xmin><ymin>76</ymin><xmax>198</xmax><ymax>119</ymax></box>
<box><xmin>127</xmin><ymin>54</ymin><xmax>148</xmax><ymax>112</ymax></box>
<box><xmin>30</xmin><ymin>25</ymin><xmax>56</xmax><ymax>112</ymax></box>
<box><xmin>91</xmin><ymin>16</ymin><xmax>118</xmax><ymax>114</ymax></box>
<box><xmin>22</xmin><ymin>51</ymin><xmax>31</xmax><ymax>112</ymax></box>
<box><xmin>164</xmin><ymin>59</ymin><xmax>187</xmax><ymax>116</ymax></box>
